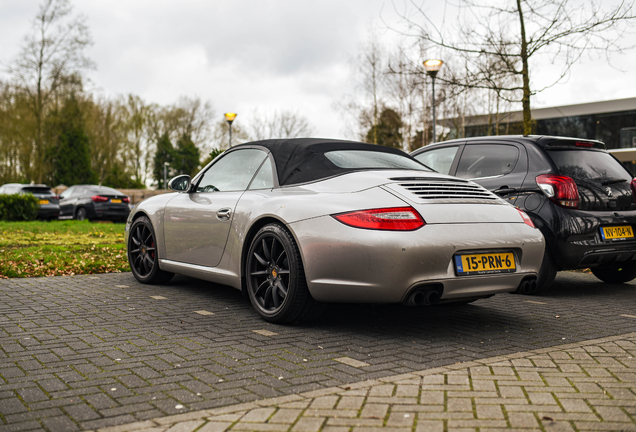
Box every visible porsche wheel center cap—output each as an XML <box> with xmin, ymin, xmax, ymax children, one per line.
<box><xmin>271</xmin><ymin>269</ymin><xmax>278</xmax><ymax>278</ymax></box>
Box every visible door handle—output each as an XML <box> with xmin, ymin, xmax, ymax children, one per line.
<box><xmin>216</xmin><ymin>208</ymin><xmax>232</xmax><ymax>221</ymax></box>
<box><xmin>494</xmin><ymin>187</ymin><xmax>517</xmax><ymax>196</ymax></box>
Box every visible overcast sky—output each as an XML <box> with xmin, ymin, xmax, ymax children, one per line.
<box><xmin>1</xmin><ymin>0</ymin><xmax>635</xmax><ymax>140</ymax></box>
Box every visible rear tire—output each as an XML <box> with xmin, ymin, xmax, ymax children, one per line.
<box><xmin>128</xmin><ymin>216</ymin><xmax>174</xmax><ymax>284</ymax></box>
<box><xmin>591</xmin><ymin>261</ymin><xmax>636</xmax><ymax>284</ymax></box>
<box><xmin>245</xmin><ymin>223</ymin><xmax>323</xmax><ymax>323</ymax></box>
<box><xmin>533</xmin><ymin>247</ymin><xmax>558</xmax><ymax>294</ymax></box>
<box><xmin>75</xmin><ymin>207</ymin><xmax>87</xmax><ymax>221</ymax></box>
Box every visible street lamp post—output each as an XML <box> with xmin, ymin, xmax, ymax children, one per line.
<box><xmin>224</xmin><ymin>113</ymin><xmax>237</xmax><ymax>147</ymax></box>
<box><xmin>423</xmin><ymin>59</ymin><xmax>444</xmax><ymax>143</ymax></box>
<box><xmin>163</xmin><ymin>162</ymin><xmax>169</xmax><ymax>191</ymax></box>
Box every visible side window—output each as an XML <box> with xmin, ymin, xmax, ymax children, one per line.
<box><xmin>248</xmin><ymin>157</ymin><xmax>275</xmax><ymax>190</ymax></box>
<box><xmin>455</xmin><ymin>144</ymin><xmax>519</xmax><ymax>179</ymax></box>
<box><xmin>60</xmin><ymin>187</ymin><xmax>75</xmax><ymax>199</ymax></box>
<box><xmin>197</xmin><ymin>149</ymin><xmax>267</xmax><ymax>192</ymax></box>
<box><xmin>413</xmin><ymin>146</ymin><xmax>459</xmax><ymax>174</ymax></box>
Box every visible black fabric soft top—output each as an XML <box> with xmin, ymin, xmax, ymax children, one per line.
<box><xmin>232</xmin><ymin>138</ymin><xmax>420</xmax><ymax>186</ymax></box>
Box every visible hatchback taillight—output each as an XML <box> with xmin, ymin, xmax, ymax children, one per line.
<box><xmin>536</xmin><ymin>174</ymin><xmax>579</xmax><ymax>209</ymax></box>
<box><xmin>91</xmin><ymin>195</ymin><xmax>109</xmax><ymax>202</ymax></box>
<box><xmin>122</xmin><ymin>197</ymin><xmax>130</xmax><ymax>203</ymax></box>
<box><xmin>332</xmin><ymin>207</ymin><xmax>425</xmax><ymax>231</ymax></box>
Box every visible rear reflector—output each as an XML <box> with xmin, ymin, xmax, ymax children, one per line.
<box><xmin>516</xmin><ymin>209</ymin><xmax>536</xmax><ymax>228</ymax></box>
<box><xmin>332</xmin><ymin>207</ymin><xmax>425</xmax><ymax>231</ymax></box>
<box><xmin>536</xmin><ymin>174</ymin><xmax>579</xmax><ymax>209</ymax></box>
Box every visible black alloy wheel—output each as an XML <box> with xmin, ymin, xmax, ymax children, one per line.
<box><xmin>246</xmin><ymin>223</ymin><xmax>322</xmax><ymax>323</ymax></box>
<box><xmin>128</xmin><ymin>216</ymin><xmax>174</xmax><ymax>284</ymax></box>
<box><xmin>76</xmin><ymin>207</ymin><xmax>87</xmax><ymax>221</ymax></box>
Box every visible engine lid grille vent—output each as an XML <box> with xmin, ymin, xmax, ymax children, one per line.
<box><xmin>393</xmin><ymin>178</ymin><xmax>498</xmax><ymax>201</ymax></box>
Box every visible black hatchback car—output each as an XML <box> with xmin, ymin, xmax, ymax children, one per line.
<box><xmin>0</xmin><ymin>183</ymin><xmax>60</xmax><ymax>219</ymax></box>
<box><xmin>412</xmin><ymin>135</ymin><xmax>636</xmax><ymax>293</ymax></box>
<box><xmin>59</xmin><ymin>185</ymin><xmax>131</xmax><ymax>222</ymax></box>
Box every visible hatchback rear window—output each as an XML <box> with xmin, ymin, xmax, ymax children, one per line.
<box><xmin>21</xmin><ymin>187</ymin><xmax>54</xmax><ymax>195</ymax></box>
<box><xmin>87</xmin><ymin>187</ymin><xmax>124</xmax><ymax>196</ymax></box>
<box><xmin>324</xmin><ymin>150</ymin><xmax>430</xmax><ymax>171</ymax></box>
<box><xmin>546</xmin><ymin>149</ymin><xmax>631</xmax><ymax>183</ymax></box>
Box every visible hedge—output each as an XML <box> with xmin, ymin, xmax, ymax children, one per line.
<box><xmin>0</xmin><ymin>194</ymin><xmax>40</xmax><ymax>221</ymax></box>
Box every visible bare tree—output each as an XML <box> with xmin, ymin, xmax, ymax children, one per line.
<box><xmin>246</xmin><ymin>110</ymin><xmax>315</xmax><ymax>141</ymax></box>
<box><xmin>401</xmin><ymin>0</ymin><xmax>636</xmax><ymax>134</ymax></box>
<box><xmin>7</xmin><ymin>0</ymin><xmax>93</xmax><ymax>183</ymax></box>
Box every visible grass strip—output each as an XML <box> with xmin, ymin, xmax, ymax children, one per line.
<box><xmin>0</xmin><ymin>220</ymin><xmax>129</xmax><ymax>278</ymax></box>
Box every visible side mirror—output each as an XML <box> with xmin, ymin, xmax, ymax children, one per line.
<box><xmin>168</xmin><ymin>175</ymin><xmax>192</xmax><ymax>192</ymax></box>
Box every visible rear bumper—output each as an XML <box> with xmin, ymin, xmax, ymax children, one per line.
<box><xmin>37</xmin><ymin>205</ymin><xmax>59</xmax><ymax>219</ymax></box>
<box><xmin>289</xmin><ymin>216</ymin><xmax>545</xmax><ymax>303</ymax></box>
<box><xmin>94</xmin><ymin>207</ymin><xmax>130</xmax><ymax>220</ymax></box>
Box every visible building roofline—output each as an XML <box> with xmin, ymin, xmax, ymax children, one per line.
<box><xmin>445</xmin><ymin>97</ymin><xmax>636</xmax><ymax>127</ymax></box>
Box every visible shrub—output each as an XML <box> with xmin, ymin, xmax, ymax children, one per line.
<box><xmin>0</xmin><ymin>194</ymin><xmax>40</xmax><ymax>221</ymax></box>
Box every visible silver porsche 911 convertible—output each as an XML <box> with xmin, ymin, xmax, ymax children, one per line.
<box><xmin>125</xmin><ymin>138</ymin><xmax>544</xmax><ymax>323</ymax></box>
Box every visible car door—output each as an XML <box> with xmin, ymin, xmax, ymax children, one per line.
<box><xmin>58</xmin><ymin>187</ymin><xmax>78</xmax><ymax>218</ymax></box>
<box><xmin>412</xmin><ymin>144</ymin><xmax>463</xmax><ymax>175</ymax></box>
<box><xmin>453</xmin><ymin>142</ymin><xmax>528</xmax><ymax>204</ymax></box>
<box><xmin>163</xmin><ymin>148</ymin><xmax>269</xmax><ymax>267</ymax></box>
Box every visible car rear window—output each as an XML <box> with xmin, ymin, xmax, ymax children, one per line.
<box><xmin>88</xmin><ymin>186</ymin><xmax>124</xmax><ymax>196</ymax></box>
<box><xmin>21</xmin><ymin>187</ymin><xmax>54</xmax><ymax>195</ymax></box>
<box><xmin>546</xmin><ymin>149</ymin><xmax>631</xmax><ymax>183</ymax></box>
<box><xmin>324</xmin><ymin>150</ymin><xmax>430</xmax><ymax>171</ymax></box>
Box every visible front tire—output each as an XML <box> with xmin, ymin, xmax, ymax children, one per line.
<box><xmin>246</xmin><ymin>223</ymin><xmax>322</xmax><ymax>323</ymax></box>
<box><xmin>128</xmin><ymin>216</ymin><xmax>174</xmax><ymax>284</ymax></box>
<box><xmin>591</xmin><ymin>261</ymin><xmax>636</xmax><ymax>284</ymax></box>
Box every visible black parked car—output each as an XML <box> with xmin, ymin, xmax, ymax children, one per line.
<box><xmin>412</xmin><ymin>135</ymin><xmax>636</xmax><ymax>293</ymax></box>
<box><xmin>0</xmin><ymin>183</ymin><xmax>60</xmax><ymax>220</ymax></box>
<box><xmin>59</xmin><ymin>185</ymin><xmax>131</xmax><ymax>222</ymax></box>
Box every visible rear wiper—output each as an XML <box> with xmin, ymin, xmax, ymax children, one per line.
<box><xmin>602</xmin><ymin>178</ymin><xmax>628</xmax><ymax>185</ymax></box>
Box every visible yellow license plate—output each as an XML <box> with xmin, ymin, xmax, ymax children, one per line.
<box><xmin>110</xmin><ymin>199</ymin><xmax>122</xmax><ymax>203</ymax></box>
<box><xmin>600</xmin><ymin>225</ymin><xmax>634</xmax><ymax>241</ymax></box>
<box><xmin>455</xmin><ymin>252</ymin><xmax>516</xmax><ymax>276</ymax></box>
<box><xmin>39</xmin><ymin>200</ymin><xmax>49</xmax><ymax>205</ymax></box>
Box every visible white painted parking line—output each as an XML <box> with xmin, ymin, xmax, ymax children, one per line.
<box><xmin>115</xmin><ymin>285</ymin><xmax>129</xmax><ymax>288</ymax></box>
<box><xmin>149</xmin><ymin>296</ymin><xmax>167</xmax><ymax>300</ymax></box>
<box><xmin>194</xmin><ymin>310</ymin><xmax>215</xmax><ymax>316</ymax></box>
<box><xmin>620</xmin><ymin>314</ymin><xmax>636</xmax><ymax>319</ymax></box>
<box><xmin>252</xmin><ymin>329</ymin><xmax>278</xmax><ymax>336</ymax></box>
<box><xmin>524</xmin><ymin>300</ymin><xmax>547</xmax><ymax>305</ymax></box>
<box><xmin>334</xmin><ymin>357</ymin><xmax>370</xmax><ymax>368</ymax></box>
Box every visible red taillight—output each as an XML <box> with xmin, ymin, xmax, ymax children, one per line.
<box><xmin>631</xmin><ymin>179</ymin><xmax>636</xmax><ymax>204</ymax></box>
<box><xmin>332</xmin><ymin>207</ymin><xmax>425</xmax><ymax>231</ymax></box>
<box><xmin>91</xmin><ymin>195</ymin><xmax>109</xmax><ymax>202</ymax></box>
<box><xmin>122</xmin><ymin>197</ymin><xmax>130</xmax><ymax>203</ymax></box>
<box><xmin>536</xmin><ymin>174</ymin><xmax>579</xmax><ymax>209</ymax></box>
<box><xmin>516</xmin><ymin>209</ymin><xmax>536</xmax><ymax>228</ymax></box>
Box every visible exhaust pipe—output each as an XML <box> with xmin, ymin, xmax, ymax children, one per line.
<box><xmin>406</xmin><ymin>289</ymin><xmax>441</xmax><ymax>306</ymax></box>
<box><xmin>515</xmin><ymin>277</ymin><xmax>537</xmax><ymax>295</ymax></box>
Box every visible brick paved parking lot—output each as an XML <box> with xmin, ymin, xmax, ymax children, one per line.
<box><xmin>1</xmin><ymin>271</ymin><xmax>636</xmax><ymax>431</ymax></box>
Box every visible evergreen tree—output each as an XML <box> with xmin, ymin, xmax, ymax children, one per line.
<box><xmin>173</xmin><ymin>134</ymin><xmax>200</xmax><ymax>177</ymax></box>
<box><xmin>153</xmin><ymin>133</ymin><xmax>174</xmax><ymax>189</ymax></box>
<box><xmin>50</xmin><ymin>96</ymin><xmax>97</xmax><ymax>186</ymax></box>
<box><xmin>365</xmin><ymin>108</ymin><xmax>403</xmax><ymax>149</ymax></box>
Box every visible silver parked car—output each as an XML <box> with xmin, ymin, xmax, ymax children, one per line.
<box><xmin>125</xmin><ymin>139</ymin><xmax>544</xmax><ymax>323</ymax></box>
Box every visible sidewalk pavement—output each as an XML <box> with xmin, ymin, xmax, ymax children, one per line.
<box><xmin>94</xmin><ymin>332</ymin><xmax>636</xmax><ymax>432</ymax></box>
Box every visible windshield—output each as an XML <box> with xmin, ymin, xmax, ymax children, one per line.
<box><xmin>325</xmin><ymin>150</ymin><xmax>431</xmax><ymax>171</ymax></box>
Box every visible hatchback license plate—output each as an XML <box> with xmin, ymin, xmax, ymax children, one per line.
<box><xmin>454</xmin><ymin>252</ymin><xmax>516</xmax><ymax>276</ymax></box>
<box><xmin>111</xmin><ymin>199</ymin><xmax>122</xmax><ymax>203</ymax></box>
<box><xmin>600</xmin><ymin>225</ymin><xmax>634</xmax><ymax>241</ymax></box>
<box><xmin>39</xmin><ymin>200</ymin><xmax>49</xmax><ymax>205</ymax></box>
